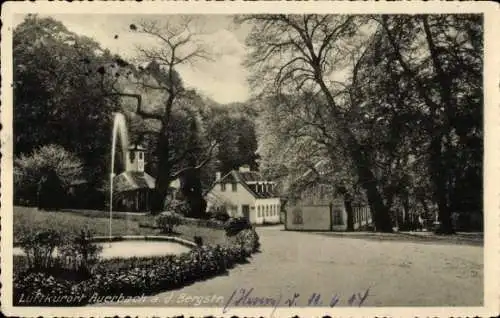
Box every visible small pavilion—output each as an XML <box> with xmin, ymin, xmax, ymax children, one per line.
<box><xmin>113</xmin><ymin>144</ymin><xmax>155</xmax><ymax>212</ymax></box>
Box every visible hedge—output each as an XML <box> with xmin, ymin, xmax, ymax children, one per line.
<box><xmin>13</xmin><ymin>231</ymin><xmax>260</xmax><ymax>306</ymax></box>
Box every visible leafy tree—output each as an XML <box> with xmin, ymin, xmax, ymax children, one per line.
<box><xmin>203</xmin><ymin>105</ymin><xmax>259</xmax><ymax>176</ymax></box>
<box><xmin>13</xmin><ymin>15</ymin><xmax>120</xmax><ymax>187</ymax></box>
<box><xmin>238</xmin><ymin>15</ymin><xmax>394</xmax><ymax>232</ymax></box>
<box><xmin>14</xmin><ymin>144</ymin><xmax>84</xmax><ymax>206</ymax></box>
<box><xmin>239</xmin><ymin>14</ymin><xmax>482</xmax><ymax>233</ymax></box>
<box><xmin>374</xmin><ymin>14</ymin><xmax>483</xmax><ymax>233</ymax></box>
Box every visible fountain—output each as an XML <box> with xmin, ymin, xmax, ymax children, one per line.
<box><xmin>13</xmin><ymin>112</ymin><xmax>194</xmax><ymax>260</ymax></box>
<box><xmin>103</xmin><ymin>112</ymin><xmax>195</xmax><ymax>256</ymax></box>
<box><xmin>109</xmin><ymin>112</ymin><xmax>129</xmax><ymax>242</ymax></box>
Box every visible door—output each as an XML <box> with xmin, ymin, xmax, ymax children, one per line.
<box><xmin>242</xmin><ymin>205</ymin><xmax>250</xmax><ymax>220</ymax></box>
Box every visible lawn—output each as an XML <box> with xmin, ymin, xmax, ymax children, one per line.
<box><xmin>13</xmin><ymin>206</ymin><xmax>227</xmax><ymax>246</ymax></box>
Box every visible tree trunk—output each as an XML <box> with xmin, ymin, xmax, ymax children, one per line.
<box><xmin>151</xmin><ymin>130</ymin><xmax>171</xmax><ymax>213</ymax></box>
<box><xmin>421</xmin><ymin>16</ymin><xmax>455</xmax><ymax>235</ymax></box>
<box><xmin>315</xmin><ymin>73</ymin><xmax>392</xmax><ymax>233</ymax></box>
<box><xmin>344</xmin><ymin>196</ymin><xmax>355</xmax><ymax>232</ymax></box>
<box><xmin>350</xmin><ymin>146</ymin><xmax>393</xmax><ymax>232</ymax></box>
<box><xmin>151</xmin><ymin>178</ymin><xmax>169</xmax><ymax>213</ymax></box>
<box><xmin>402</xmin><ymin>194</ymin><xmax>410</xmax><ymax>225</ymax></box>
<box><xmin>180</xmin><ymin>167</ymin><xmax>206</xmax><ymax>218</ymax></box>
<box><xmin>429</xmin><ymin>137</ymin><xmax>454</xmax><ymax>234</ymax></box>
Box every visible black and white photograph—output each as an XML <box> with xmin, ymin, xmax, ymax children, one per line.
<box><xmin>1</xmin><ymin>2</ymin><xmax>498</xmax><ymax>317</ymax></box>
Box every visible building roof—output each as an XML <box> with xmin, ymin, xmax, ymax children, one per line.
<box><xmin>223</xmin><ymin>170</ymin><xmax>267</xmax><ymax>183</ymax></box>
<box><xmin>213</xmin><ymin>170</ymin><xmax>278</xmax><ymax>199</ymax></box>
<box><xmin>113</xmin><ymin>171</ymin><xmax>155</xmax><ymax>193</ymax></box>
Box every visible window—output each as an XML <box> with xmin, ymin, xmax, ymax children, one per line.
<box><xmin>266</xmin><ymin>205</ymin><xmax>269</xmax><ymax>216</ymax></box>
<box><xmin>138</xmin><ymin>152</ymin><xmax>143</xmax><ymax>160</ymax></box>
<box><xmin>257</xmin><ymin>206</ymin><xmax>261</xmax><ymax>217</ymax></box>
<box><xmin>221</xmin><ymin>183</ymin><xmax>226</xmax><ymax>191</ymax></box>
<box><xmin>232</xmin><ymin>183</ymin><xmax>237</xmax><ymax>192</ymax></box>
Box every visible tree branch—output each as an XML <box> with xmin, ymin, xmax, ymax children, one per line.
<box><xmin>170</xmin><ymin>140</ymin><xmax>218</xmax><ymax>179</ymax></box>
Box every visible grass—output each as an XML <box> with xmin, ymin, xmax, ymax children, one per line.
<box><xmin>13</xmin><ymin>206</ymin><xmax>228</xmax><ymax>246</ymax></box>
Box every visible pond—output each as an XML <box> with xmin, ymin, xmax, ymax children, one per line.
<box><xmin>13</xmin><ymin>239</ymin><xmax>192</xmax><ymax>259</ymax></box>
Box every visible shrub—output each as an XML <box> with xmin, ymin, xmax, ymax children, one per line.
<box><xmin>138</xmin><ymin>217</ymin><xmax>157</xmax><ymax>229</ymax></box>
<box><xmin>194</xmin><ymin>235</ymin><xmax>203</xmax><ymax>247</ymax></box>
<box><xmin>13</xmin><ymin>272</ymin><xmax>83</xmax><ymax>306</ymax></box>
<box><xmin>164</xmin><ymin>198</ymin><xmax>190</xmax><ymax>216</ymax></box>
<box><xmin>206</xmin><ymin>218</ymin><xmax>226</xmax><ymax>228</ymax></box>
<box><xmin>14</xmin><ymin>144</ymin><xmax>84</xmax><ymax>206</ymax></box>
<box><xmin>211</xmin><ymin>209</ymin><xmax>229</xmax><ymax>222</ymax></box>
<box><xmin>224</xmin><ymin>217</ymin><xmax>252</xmax><ymax>236</ymax></box>
<box><xmin>18</xmin><ymin>228</ymin><xmax>62</xmax><ymax>270</ymax></box>
<box><xmin>59</xmin><ymin>228</ymin><xmax>102</xmax><ymax>276</ymax></box>
<box><xmin>37</xmin><ymin>170</ymin><xmax>66</xmax><ymax>210</ymax></box>
<box><xmin>156</xmin><ymin>212</ymin><xmax>183</xmax><ymax>234</ymax></box>
<box><xmin>13</xmin><ymin>243</ymin><xmax>254</xmax><ymax>306</ymax></box>
<box><xmin>16</xmin><ymin>225</ymin><xmax>102</xmax><ymax>279</ymax></box>
<box><xmin>207</xmin><ymin>201</ymin><xmax>234</xmax><ymax>222</ymax></box>
<box><xmin>228</xmin><ymin>228</ymin><xmax>260</xmax><ymax>254</ymax></box>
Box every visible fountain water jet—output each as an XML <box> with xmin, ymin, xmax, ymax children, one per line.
<box><xmin>109</xmin><ymin>112</ymin><xmax>129</xmax><ymax>242</ymax></box>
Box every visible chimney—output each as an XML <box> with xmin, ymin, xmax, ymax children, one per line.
<box><xmin>215</xmin><ymin>172</ymin><xmax>221</xmax><ymax>181</ymax></box>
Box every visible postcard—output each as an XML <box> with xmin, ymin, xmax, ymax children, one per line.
<box><xmin>1</xmin><ymin>1</ymin><xmax>498</xmax><ymax>317</ymax></box>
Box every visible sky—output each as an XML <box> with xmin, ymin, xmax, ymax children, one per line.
<box><xmin>14</xmin><ymin>14</ymin><xmax>252</xmax><ymax>104</ymax></box>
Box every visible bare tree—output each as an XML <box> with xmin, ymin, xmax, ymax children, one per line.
<box><xmin>126</xmin><ymin>16</ymin><xmax>215</xmax><ymax>213</ymax></box>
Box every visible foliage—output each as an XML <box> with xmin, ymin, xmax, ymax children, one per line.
<box><xmin>155</xmin><ymin>212</ymin><xmax>183</xmax><ymax>234</ymax></box>
<box><xmin>14</xmin><ymin>15</ymin><xmax>119</xmax><ymax>187</ymax></box>
<box><xmin>180</xmin><ymin>215</ymin><xmax>226</xmax><ymax>229</ymax></box>
<box><xmin>14</xmin><ymin>239</ymin><xmax>257</xmax><ymax>306</ymax></box>
<box><xmin>224</xmin><ymin>217</ymin><xmax>252</xmax><ymax>237</ymax></box>
<box><xmin>13</xmin><ymin>204</ymin><xmax>260</xmax><ymax>306</ymax></box>
<box><xmin>17</xmin><ymin>227</ymin><xmax>102</xmax><ymax>277</ymax></box>
<box><xmin>238</xmin><ymin>15</ymin><xmax>394</xmax><ymax>232</ymax></box>
<box><xmin>210</xmin><ymin>208</ymin><xmax>230</xmax><ymax>222</ymax></box>
<box><xmin>206</xmin><ymin>197</ymin><xmax>237</xmax><ymax>222</ymax></box>
<box><xmin>239</xmin><ymin>14</ymin><xmax>482</xmax><ymax>233</ymax></box>
<box><xmin>14</xmin><ymin>144</ymin><xmax>84</xmax><ymax>206</ymax></box>
<box><xmin>203</xmin><ymin>105</ymin><xmax>260</xmax><ymax>175</ymax></box>
<box><xmin>18</xmin><ymin>228</ymin><xmax>62</xmax><ymax>270</ymax></box>
<box><xmin>227</xmin><ymin>228</ymin><xmax>261</xmax><ymax>255</ymax></box>
<box><xmin>59</xmin><ymin>229</ymin><xmax>103</xmax><ymax>275</ymax></box>
<box><xmin>214</xmin><ymin>212</ymin><xmax>231</xmax><ymax>223</ymax></box>
<box><xmin>163</xmin><ymin>198</ymin><xmax>190</xmax><ymax>216</ymax></box>
<box><xmin>117</xmin><ymin>18</ymin><xmax>217</xmax><ymax>212</ymax></box>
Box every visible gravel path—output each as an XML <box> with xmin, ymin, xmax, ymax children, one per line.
<box><xmin>100</xmin><ymin>225</ymin><xmax>483</xmax><ymax>308</ymax></box>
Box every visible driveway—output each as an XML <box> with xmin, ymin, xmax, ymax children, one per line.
<box><xmin>101</xmin><ymin>225</ymin><xmax>483</xmax><ymax>307</ymax></box>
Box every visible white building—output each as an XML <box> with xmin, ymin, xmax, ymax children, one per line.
<box><xmin>205</xmin><ymin>165</ymin><xmax>281</xmax><ymax>224</ymax></box>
